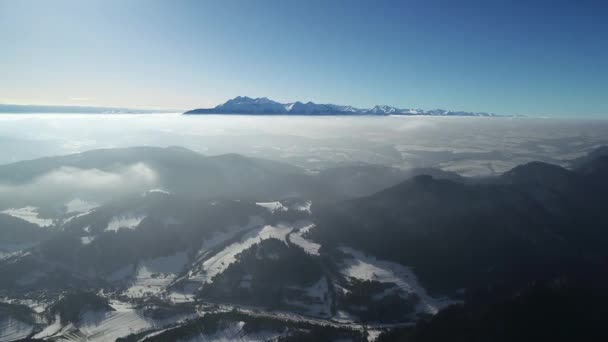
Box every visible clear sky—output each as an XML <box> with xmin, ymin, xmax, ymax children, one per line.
<box><xmin>1</xmin><ymin>0</ymin><xmax>607</xmax><ymax>116</ymax></box>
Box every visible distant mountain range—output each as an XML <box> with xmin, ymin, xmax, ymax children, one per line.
<box><xmin>184</xmin><ymin>96</ymin><xmax>498</xmax><ymax>116</ymax></box>
<box><xmin>0</xmin><ymin>104</ymin><xmax>172</xmax><ymax>114</ymax></box>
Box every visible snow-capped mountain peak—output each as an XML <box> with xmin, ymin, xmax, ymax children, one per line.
<box><xmin>184</xmin><ymin>96</ymin><xmax>498</xmax><ymax>116</ymax></box>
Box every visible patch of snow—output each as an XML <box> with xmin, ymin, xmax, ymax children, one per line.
<box><xmin>0</xmin><ymin>316</ymin><xmax>34</xmax><ymax>342</ymax></box>
<box><xmin>189</xmin><ymin>223</ymin><xmax>292</xmax><ymax>284</ymax></box>
<box><xmin>105</xmin><ymin>215</ymin><xmax>145</xmax><ymax>232</ymax></box>
<box><xmin>80</xmin><ymin>236</ymin><xmax>96</xmax><ymax>245</ymax></box>
<box><xmin>1</xmin><ymin>206</ymin><xmax>53</xmax><ymax>227</ymax></box>
<box><xmin>3</xmin><ymin>298</ymin><xmax>49</xmax><ymax>314</ymax></box>
<box><xmin>289</xmin><ymin>222</ymin><xmax>320</xmax><ymax>256</ymax></box>
<box><xmin>65</xmin><ymin>198</ymin><xmax>99</xmax><ymax>214</ymax></box>
<box><xmin>256</xmin><ymin>224</ymin><xmax>292</xmax><ymax>242</ymax></box>
<box><xmin>194</xmin><ymin>216</ymin><xmax>265</xmax><ymax>260</ymax></box>
<box><xmin>124</xmin><ymin>251</ymin><xmax>189</xmax><ymax>298</ymax></box>
<box><xmin>291</xmin><ymin>200</ymin><xmax>312</xmax><ymax>214</ymax></box>
<box><xmin>167</xmin><ymin>282</ymin><xmax>199</xmax><ymax>303</ymax></box>
<box><xmin>255</xmin><ymin>201</ymin><xmax>288</xmax><ymax>213</ymax></box>
<box><xmin>33</xmin><ymin>315</ymin><xmax>63</xmax><ymax>339</ymax></box>
<box><xmin>58</xmin><ymin>300</ymin><xmax>195</xmax><ymax>342</ymax></box>
<box><xmin>0</xmin><ymin>241</ymin><xmax>38</xmax><ymax>260</ymax></box>
<box><xmin>367</xmin><ymin>329</ymin><xmax>383</xmax><ymax>342</ymax></box>
<box><xmin>136</xmin><ymin>327</ymin><xmax>182</xmax><ymax>341</ymax></box>
<box><xmin>145</xmin><ymin>188</ymin><xmax>171</xmax><ymax>196</ymax></box>
<box><xmin>29</xmin><ymin>300</ymin><xmax>193</xmax><ymax>342</ymax></box>
<box><xmin>339</xmin><ymin>247</ymin><xmax>458</xmax><ymax>315</ymax></box>
<box><xmin>334</xmin><ymin>310</ymin><xmax>358</xmax><ymax>323</ymax></box>
<box><xmin>63</xmin><ymin>210</ymin><xmax>94</xmax><ymax>225</ymax></box>
<box><xmin>77</xmin><ymin>308</ymin><xmax>150</xmax><ymax>342</ymax></box>
<box><xmin>173</xmin><ymin>217</ymin><xmax>265</xmax><ymax>295</ymax></box>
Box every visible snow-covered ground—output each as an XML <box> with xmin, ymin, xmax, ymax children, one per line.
<box><xmin>187</xmin><ymin>216</ymin><xmax>265</xmax><ymax>269</ymax></box>
<box><xmin>76</xmin><ymin>303</ymin><xmax>153</xmax><ymax>342</ymax></box>
<box><xmin>63</xmin><ymin>209</ymin><xmax>94</xmax><ymax>225</ymax></box>
<box><xmin>169</xmin><ymin>216</ymin><xmax>265</xmax><ymax>301</ymax></box>
<box><xmin>255</xmin><ymin>224</ymin><xmax>292</xmax><ymax>242</ymax></box>
<box><xmin>256</xmin><ymin>200</ymin><xmax>312</xmax><ymax>215</ymax></box>
<box><xmin>65</xmin><ymin>198</ymin><xmax>98</xmax><ymax>214</ymax></box>
<box><xmin>80</xmin><ymin>236</ymin><xmax>95</xmax><ymax>245</ymax></box>
<box><xmin>288</xmin><ymin>222</ymin><xmax>320</xmax><ymax>256</ymax></box>
<box><xmin>124</xmin><ymin>251</ymin><xmax>189</xmax><ymax>298</ymax></box>
<box><xmin>291</xmin><ymin>200</ymin><xmax>312</xmax><ymax>214</ymax></box>
<box><xmin>0</xmin><ymin>241</ymin><xmax>38</xmax><ymax>260</ymax></box>
<box><xmin>32</xmin><ymin>315</ymin><xmax>63</xmax><ymax>339</ymax></box>
<box><xmin>333</xmin><ymin>310</ymin><xmax>358</xmax><ymax>323</ymax></box>
<box><xmin>195</xmin><ymin>216</ymin><xmax>265</xmax><ymax>259</ymax></box>
<box><xmin>2</xmin><ymin>298</ymin><xmax>49</xmax><ymax>314</ymax></box>
<box><xmin>105</xmin><ymin>215</ymin><xmax>146</xmax><ymax>232</ymax></box>
<box><xmin>167</xmin><ymin>283</ymin><xmax>199</xmax><ymax>303</ymax></box>
<box><xmin>32</xmin><ymin>300</ymin><xmax>194</xmax><ymax>342</ymax></box>
<box><xmin>367</xmin><ymin>329</ymin><xmax>383</xmax><ymax>342</ymax></box>
<box><xmin>1</xmin><ymin>206</ymin><xmax>53</xmax><ymax>227</ymax></box>
<box><xmin>145</xmin><ymin>188</ymin><xmax>171</xmax><ymax>196</ymax></box>
<box><xmin>188</xmin><ymin>223</ymin><xmax>291</xmax><ymax>285</ymax></box>
<box><xmin>0</xmin><ymin>316</ymin><xmax>34</xmax><ymax>342</ymax></box>
<box><xmin>255</xmin><ymin>201</ymin><xmax>288</xmax><ymax>213</ymax></box>
<box><xmin>339</xmin><ymin>247</ymin><xmax>458</xmax><ymax>315</ymax></box>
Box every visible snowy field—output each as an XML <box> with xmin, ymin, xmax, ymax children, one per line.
<box><xmin>30</xmin><ymin>300</ymin><xmax>195</xmax><ymax>342</ymax></box>
<box><xmin>189</xmin><ymin>224</ymin><xmax>292</xmax><ymax>284</ymax></box>
<box><xmin>124</xmin><ymin>251</ymin><xmax>189</xmax><ymax>298</ymax></box>
<box><xmin>255</xmin><ymin>201</ymin><xmax>288</xmax><ymax>213</ymax></box>
<box><xmin>339</xmin><ymin>247</ymin><xmax>459</xmax><ymax>315</ymax></box>
<box><xmin>105</xmin><ymin>215</ymin><xmax>146</xmax><ymax>232</ymax></box>
<box><xmin>0</xmin><ymin>241</ymin><xmax>38</xmax><ymax>260</ymax></box>
<box><xmin>1</xmin><ymin>207</ymin><xmax>53</xmax><ymax>227</ymax></box>
<box><xmin>0</xmin><ymin>315</ymin><xmax>34</xmax><ymax>342</ymax></box>
<box><xmin>287</xmin><ymin>222</ymin><xmax>320</xmax><ymax>256</ymax></box>
<box><xmin>65</xmin><ymin>198</ymin><xmax>99</xmax><ymax>214</ymax></box>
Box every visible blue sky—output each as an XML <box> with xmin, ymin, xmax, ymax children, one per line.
<box><xmin>1</xmin><ymin>0</ymin><xmax>607</xmax><ymax>116</ymax></box>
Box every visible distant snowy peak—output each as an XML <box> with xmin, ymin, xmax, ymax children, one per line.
<box><xmin>184</xmin><ymin>96</ymin><xmax>498</xmax><ymax>116</ymax></box>
<box><xmin>367</xmin><ymin>105</ymin><xmax>400</xmax><ymax>114</ymax></box>
<box><xmin>219</xmin><ymin>96</ymin><xmax>285</xmax><ymax>114</ymax></box>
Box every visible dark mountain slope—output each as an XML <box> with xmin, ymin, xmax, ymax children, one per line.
<box><xmin>313</xmin><ymin>149</ymin><xmax>608</xmax><ymax>300</ymax></box>
<box><xmin>379</xmin><ymin>281</ymin><xmax>608</xmax><ymax>342</ymax></box>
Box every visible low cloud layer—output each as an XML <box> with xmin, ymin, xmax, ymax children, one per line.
<box><xmin>0</xmin><ymin>163</ymin><xmax>158</xmax><ymax>209</ymax></box>
<box><xmin>1</xmin><ymin>115</ymin><xmax>608</xmax><ymax>177</ymax></box>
